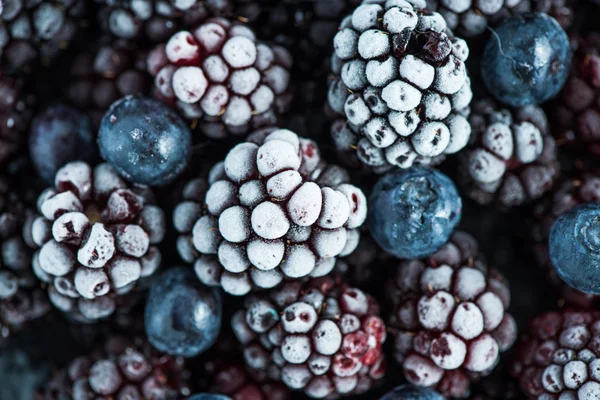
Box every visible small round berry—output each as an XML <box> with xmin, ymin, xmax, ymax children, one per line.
<box><xmin>379</xmin><ymin>384</ymin><xmax>445</xmax><ymax>400</ymax></box>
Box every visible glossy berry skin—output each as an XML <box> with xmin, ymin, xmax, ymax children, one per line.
<box><xmin>145</xmin><ymin>266</ymin><xmax>223</xmax><ymax>358</ymax></box>
<box><xmin>549</xmin><ymin>204</ymin><xmax>600</xmax><ymax>294</ymax></box>
<box><xmin>380</xmin><ymin>384</ymin><xmax>445</xmax><ymax>400</ymax></box>
<box><xmin>368</xmin><ymin>167</ymin><xmax>462</xmax><ymax>259</ymax></box>
<box><xmin>481</xmin><ymin>13</ymin><xmax>571</xmax><ymax>107</ymax></box>
<box><xmin>186</xmin><ymin>395</ymin><xmax>231</xmax><ymax>400</ymax></box>
<box><xmin>98</xmin><ymin>95</ymin><xmax>191</xmax><ymax>186</ymax></box>
<box><xmin>29</xmin><ymin>105</ymin><xmax>96</xmax><ymax>183</ymax></box>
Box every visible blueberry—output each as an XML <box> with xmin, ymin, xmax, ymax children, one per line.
<box><xmin>380</xmin><ymin>385</ymin><xmax>445</xmax><ymax>400</ymax></box>
<box><xmin>29</xmin><ymin>105</ymin><xmax>96</xmax><ymax>183</ymax></box>
<box><xmin>481</xmin><ymin>13</ymin><xmax>571</xmax><ymax>107</ymax></box>
<box><xmin>186</xmin><ymin>395</ymin><xmax>232</xmax><ymax>400</ymax></box>
<box><xmin>98</xmin><ymin>95</ymin><xmax>191</xmax><ymax>186</ymax></box>
<box><xmin>145</xmin><ymin>266</ymin><xmax>223</xmax><ymax>357</ymax></box>
<box><xmin>549</xmin><ymin>204</ymin><xmax>600</xmax><ymax>294</ymax></box>
<box><xmin>368</xmin><ymin>167</ymin><xmax>462</xmax><ymax>259</ymax></box>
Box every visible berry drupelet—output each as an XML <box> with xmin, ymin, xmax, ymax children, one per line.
<box><xmin>481</xmin><ymin>12</ymin><xmax>571</xmax><ymax>107</ymax></box>
<box><xmin>553</xmin><ymin>33</ymin><xmax>600</xmax><ymax>158</ymax></box>
<box><xmin>29</xmin><ymin>161</ymin><xmax>166</xmax><ymax>322</ymax></box>
<box><xmin>387</xmin><ymin>231</ymin><xmax>517</xmax><ymax>398</ymax></box>
<box><xmin>231</xmin><ymin>276</ymin><xmax>387</xmax><ymax>398</ymax></box>
<box><xmin>68</xmin><ymin>43</ymin><xmax>151</xmax><ymax>129</ymax></box>
<box><xmin>29</xmin><ymin>105</ymin><xmax>96</xmax><ymax>184</ymax></box>
<box><xmin>173</xmin><ymin>128</ymin><xmax>367</xmax><ymax>296</ymax></box>
<box><xmin>460</xmin><ymin>98</ymin><xmax>559</xmax><ymax>207</ymax></box>
<box><xmin>43</xmin><ymin>335</ymin><xmax>191</xmax><ymax>399</ymax></box>
<box><xmin>0</xmin><ymin>73</ymin><xmax>34</xmax><ymax>167</ymax></box>
<box><xmin>0</xmin><ymin>0</ymin><xmax>87</xmax><ymax>73</ymax></box>
<box><xmin>511</xmin><ymin>310</ymin><xmax>600</xmax><ymax>398</ymax></box>
<box><xmin>147</xmin><ymin>18</ymin><xmax>293</xmax><ymax>139</ymax></box>
<box><xmin>0</xmin><ymin>175</ymin><xmax>49</xmax><ymax>341</ymax></box>
<box><xmin>328</xmin><ymin>1</ymin><xmax>473</xmax><ymax>172</ymax></box>
<box><xmin>368</xmin><ymin>167</ymin><xmax>462</xmax><ymax>259</ymax></box>
<box><xmin>145</xmin><ymin>267</ymin><xmax>223</xmax><ymax>358</ymax></box>
<box><xmin>98</xmin><ymin>95</ymin><xmax>192</xmax><ymax>187</ymax></box>
<box><xmin>549</xmin><ymin>203</ymin><xmax>600</xmax><ymax>295</ymax></box>
<box><xmin>531</xmin><ymin>171</ymin><xmax>600</xmax><ymax>307</ymax></box>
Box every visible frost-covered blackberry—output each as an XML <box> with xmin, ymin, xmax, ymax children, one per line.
<box><xmin>0</xmin><ymin>0</ymin><xmax>87</xmax><ymax>72</ymax></box>
<box><xmin>147</xmin><ymin>18</ymin><xmax>293</xmax><ymax>139</ymax></box>
<box><xmin>0</xmin><ymin>175</ymin><xmax>49</xmax><ymax>341</ymax></box>
<box><xmin>461</xmin><ymin>98</ymin><xmax>559</xmax><ymax>207</ymax></box>
<box><xmin>387</xmin><ymin>231</ymin><xmax>517</xmax><ymax>398</ymax></box>
<box><xmin>231</xmin><ymin>277</ymin><xmax>387</xmax><ymax>398</ymax></box>
<box><xmin>0</xmin><ymin>74</ymin><xmax>34</xmax><ymax>167</ymax></box>
<box><xmin>328</xmin><ymin>0</ymin><xmax>472</xmax><ymax>172</ymax></box>
<box><xmin>29</xmin><ymin>161</ymin><xmax>166</xmax><ymax>322</ymax></box>
<box><xmin>173</xmin><ymin>128</ymin><xmax>367</xmax><ymax>296</ymax></box>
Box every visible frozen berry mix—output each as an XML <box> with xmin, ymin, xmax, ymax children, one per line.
<box><xmin>147</xmin><ymin>18</ymin><xmax>292</xmax><ymax>139</ymax></box>
<box><xmin>387</xmin><ymin>231</ymin><xmax>517</xmax><ymax>398</ymax></box>
<box><xmin>29</xmin><ymin>161</ymin><xmax>166</xmax><ymax>321</ymax></box>
<box><xmin>231</xmin><ymin>276</ymin><xmax>387</xmax><ymax>398</ymax></box>
<box><xmin>173</xmin><ymin>128</ymin><xmax>367</xmax><ymax>296</ymax></box>
<box><xmin>328</xmin><ymin>0</ymin><xmax>473</xmax><ymax>171</ymax></box>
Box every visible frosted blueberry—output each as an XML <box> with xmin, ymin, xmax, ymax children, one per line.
<box><xmin>98</xmin><ymin>95</ymin><xmax>191</xmax><ymax>186</ymax></box>
<box><xmin>379</xmin><ymin>384</ymin><xmax>445</xmax><ymax>400</ymax></box>
<box><xmin>186</xmin><ymin>395</ymin><xmax>232</xmax><ymax>400</ymax></box>
<box><xmin>481</xmin><ymin>13</ymin><xmax>571</xmax><ymax>107</ymax></box>
<box><xmin>549</xmin><ymin>204</ymin><xmax>600</xmax><ymax>294</ymax></box>
<box><xmin>368</xmin><ymin>167</ymin><xmax>461</xmax><ymax>258</ymax></box>
<box><xmin>145</xmin><ymin>267</ymin><xmax>222</xmax><ymax>357</ymax></box>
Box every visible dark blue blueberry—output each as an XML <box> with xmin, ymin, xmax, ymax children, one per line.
<box><xmin>481</xmin><ymin>13</ymin><xmax>571</xmax><ymax>107</ymax></box>
<box><xmin>368</xmin><ymin>167</ymin><xmax>462</xmax><ymax>259</ymax></box>
<box><xmin>145</xmin><ymin>266</ymin><xmax>223</xmax><ymax>357</ymax></box>
<box><xmin>549</xmin><ymin>204</ymin><xmax>600</xmax><ymax>294</ymax></box>
<box><xmin>380</xmin><ymin>385</ymin><xmax>445</xmax><ymax>400</ymax></box>
<box><xmin>98</xmin><ymin>95</ymin><xmax>191</xmax><ymax>186</ymax></box>
<box><xmin>28</xmin><ymin>105</ymin><xmax>96</xmax><ymax>183</ymax></box>
<box><xmin>186</xmin><ymin>394</ymin><xmax>232</xmax><ymax>400</ymax></box>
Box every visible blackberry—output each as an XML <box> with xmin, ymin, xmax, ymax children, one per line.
<box><xmin>29</xmin><ymin>161</ymin><xmax>166</xmax><ymax>322</ymax></box>
<box><xmin>0</xmin><ymin>0</ymin><xmax>87</xmax><ymax>73</ymax></box>
<box><xmin>0</xmin><ymin>175</ymin><xmax>49</xmax><ymax>341</ymax></box>
<box><xmin>173</xmin><ymin>128</ymin><xmax>367</xmax><ymax>296</ymax></box>
<box><xmin>511</xmin><ymin>310</ymin><xmax>600</xmax><ymax>398</ymax></box>
<box><xmin>43</xmin><ymin>335</ymin><xmax>190</xmax><ymax>399</ymax></box>
<box><xmin>328</xmin><ymin>1</ymin><xmax>473</xmax><ymax>172</ymax></box>
<box><xmin>387</xmin><ymin>231</ymin><xmax>517</xmax><ymax>398</ymax></box>
<box><xmin>532</xmin><ymin>171</ymin><xmax>600</xmax><ymax>307</ymax></box>
<box><xmin>460</xmin><ymin>98</ymin><xmax>559</xmax><ymax>207</ymax></box>
<box><xmin>147</xmin><ymin>18</ymin><xmax>292</xmax><ymax>139</ymax></box>
<box><xmin>0</xmin><ymin>73</ymin><xmax>35</xmax><ymax>168</ymax></box>
<box><xmin>231</xmin><ymin>276</ymin><xmax>387</xmax><ymax>398</ymax></box>
<box><xmin>68</xmin><ymin>43</ymin><xmax>151</xmax><ymax>128</ymax></box>
<box><xmin>97</xmin><ymin>0</ymin><xmax>232</xmax><ymax>44</ymax></box>
<box><xmin>553</xmin><ymin>33</ymin><xmax>600</xmax><ymax>158</ymax></box>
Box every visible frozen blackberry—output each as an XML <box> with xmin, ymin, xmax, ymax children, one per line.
<box><xmin>553</xmin><ymin>33</ymin><xmax>600</xmax><ymax>158</ymax></box>
<box><xmin>173</xmin><ymin>128</ymin><xmax>367</xmax><ymax>296</ymax></box>
<box><xmin>231</xmin><ymin>276</ymin><xmax>387</xmax><ymax>398</ymax></box>
<box><xmin>29</xmin><ymin>161</ymin><xmax>166</xmax><ymax>322</ymax></box>
<box><xmin>0</xmin><ymin>0</ymin><xmax>87</xmax><ymax>73</ymax></box>
<box><xmin>43</xmin><ymin>335</ymin><xmax>190</xmax><ymax>399</ymax></box>
<box><xmin>511</xmin><ymin>310</ymin><xmax>600</xmax><ymax>399</ymax></box>
<box><xmin>460</xmin><ymin>98</ymin><xmax>559</xmax><ymax>207</ymax></box>
<box><xmin>0</xmin><ymin>73</ymin><xmax>34</xmax><ymax>167</ymax></box>
<box><xmin>387</xmin><ymin>231</ymin><xmax>517</xmax><ymax>398</ymax></box>
<box><xmin>425</xmin><ymin>0</ymin><xmax>527</xmax><ymax>37</ymax></box>
<box><xmin>202</xmin><ymin>363</ymin><xmax>289</xmax><ymax>400</ymax></box>
<box><xmin>531</xmin><ymin>171</ymin><xmax>600</xmax><ymax>307</ymax></box>
<box><xmin>328</xmin><ymin>1</ymin><xmax>473</xmax><ymax>172</ymax></box>
<box><xmin>147</xmin><ymin>18</ymin><xmax>293</xmax><ymax>139</ymax></box>
<box><xmin>0</xmin><ymin>175</ymin><xmax>49</xmax><ymax>341</ymax></box>
<box><xmin>68</xmin><ymin>43</ymin><xmax>151</xmax><ymax>128</ymax></box>
<box><xmin>97</xmin><ymin>0</ymin><xmax>232</xmax><ymax>44</ymax></box>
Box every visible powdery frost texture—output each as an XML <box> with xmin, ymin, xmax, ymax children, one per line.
<box><xmin>329</xmin><ymin>0</ymin><xmax>472</xmax><ymax>172</ymax></box>
<box><xmin>173</xmin><ymin>128</ymin><xmax>367</xmax><ymax>296</ymax></box>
